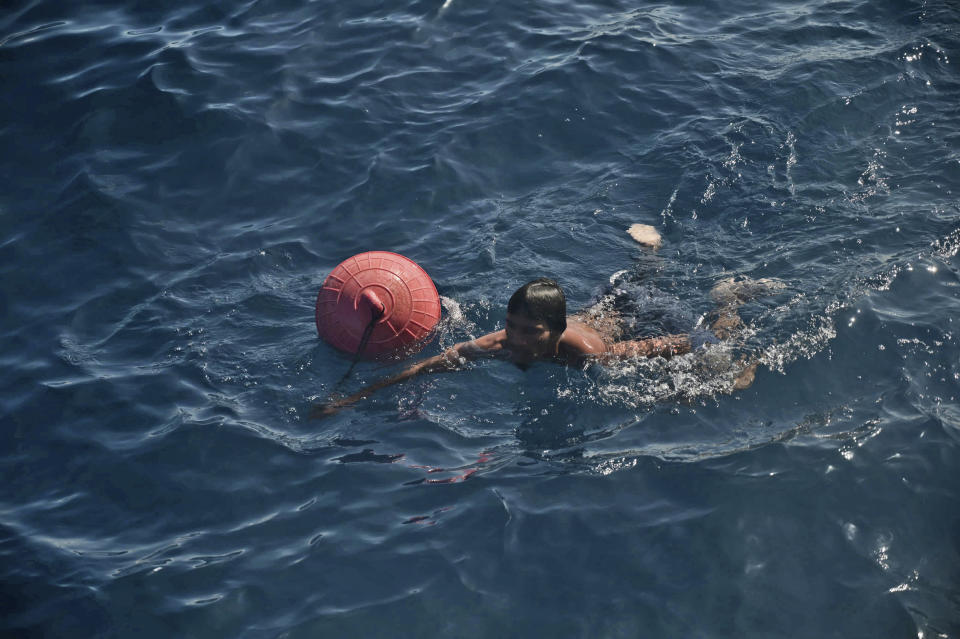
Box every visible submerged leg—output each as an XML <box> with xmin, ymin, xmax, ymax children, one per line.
<box><xmin>732</xmin><ymin>360</ymin><xmax>758</xmax><ymax>390</ymax></box>
<box><xmin>708</xmin><ymin>306</ymin><xmax>745</xmax><ymax>341</ymax></box>
<box><xmin>710</xmin><ymin>276</ymin><xmax>786</xmax><ymax>306</ymax></box>
<box><xmin>706</xmin><ymin>276</ymin><xmax>786</xmax><ymax>389</ymax></box>
<box><xmin>707</xmin><ymin>276</ymin><xmax>786</xmax><ymax>339</ymax></box>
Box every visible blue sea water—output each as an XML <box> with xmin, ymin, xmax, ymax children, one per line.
<box><xmin>2</xmin><ymin>0</ymin><xmax>960</xmax><ymax>636</ymax></box>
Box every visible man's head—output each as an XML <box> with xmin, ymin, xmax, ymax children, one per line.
<box><xmin>505</xmin><ymin>278</ymin><xmax>567</xmax><ymax>361</ymax></box>
<box><xmin>507</xmin><ymin>278</ymin><xmax>567</xmax><ymax>333</ymax></box>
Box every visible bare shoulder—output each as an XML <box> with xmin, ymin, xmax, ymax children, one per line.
<box><xmin>454</xmin><ymin>330</ymin><xmax>507</xmax><ymax>359</ymax></box>
<box><xmin>558</xmin><ymin>320</ymin><xmax>608</xmax><ymax>359</ymax></box>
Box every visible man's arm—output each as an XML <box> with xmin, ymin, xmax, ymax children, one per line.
<box><xmin>310</xmin><ymin>333</ymin><xmax>502</xmax><ymax>419</ymax></box>
<box><xmin>603</xmin><ymin>334</ymin><xmax>691</xmax><ymax>361</ymax></box>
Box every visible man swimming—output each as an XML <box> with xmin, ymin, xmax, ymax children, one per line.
<box><xmin>311</xmin><ymin>226</ymin><xmax>778</xmax><ymax>418</ymax></box>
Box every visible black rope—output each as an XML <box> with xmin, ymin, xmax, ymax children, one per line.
<box><xmin>332</xmin><ymin>306</ymin><xmax>383</xmax><ymax>392</ymax></box>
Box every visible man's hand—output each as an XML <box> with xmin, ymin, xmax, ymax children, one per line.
<box><xmin>309</xmin><ymin>395</ymin><xmax>353</xmax><ymax>420</ymax></box>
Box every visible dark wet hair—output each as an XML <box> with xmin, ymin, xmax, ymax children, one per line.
<box><xmin>507</xmin><ymin>278</ymin><xmax>567</xmax><ymax>333</ymax></box>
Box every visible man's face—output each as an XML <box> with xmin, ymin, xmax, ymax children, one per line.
<box><xmin>505</xmin><ymin>312</ymin><xmax>560</xmax><ymax>362</ymax></box>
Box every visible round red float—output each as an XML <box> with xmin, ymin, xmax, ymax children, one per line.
<box><xmin>315</xmin><ymin>252</ymin><xmax>442</xmax><ymax>358</ymax></box>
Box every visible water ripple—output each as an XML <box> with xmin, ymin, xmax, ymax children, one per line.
<box><xmin>3</xmin><ymin>0</ymin><xmax>960</xmax><ymax>635</ymax></box>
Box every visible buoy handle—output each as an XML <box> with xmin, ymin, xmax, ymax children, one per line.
<box><xmin>360</xmin><ymin>289</ymin><xmax>386</xmax><ymax>320</ymax></box>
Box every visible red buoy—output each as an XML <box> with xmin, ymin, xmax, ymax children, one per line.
<box><xmin>315</xmin><ymin>252</ymin><xmax>442</xmax><ymax>358</ymax></box>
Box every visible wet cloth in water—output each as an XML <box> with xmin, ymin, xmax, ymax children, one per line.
<box><xmin>579</xmin><ymin>254</ymin><xmax>713</xmax><ymax>345</ymax></box>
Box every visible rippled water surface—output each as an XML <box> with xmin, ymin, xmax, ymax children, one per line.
<box><xmin>3</xmin><ymin>0</ymin><xmax>960</xmax><ymax>636</ymax></box>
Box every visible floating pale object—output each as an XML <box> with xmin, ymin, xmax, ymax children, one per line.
<box><xmin>627</xmin><ymin>223</ymin><xmax>662</xmax><ymax>249</ymax></box>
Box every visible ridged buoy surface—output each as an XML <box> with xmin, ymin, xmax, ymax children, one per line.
<box><xmin>315</xmin><ymin>252</ymin><xmax>441</xmax><ymax>358</ymax></box>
